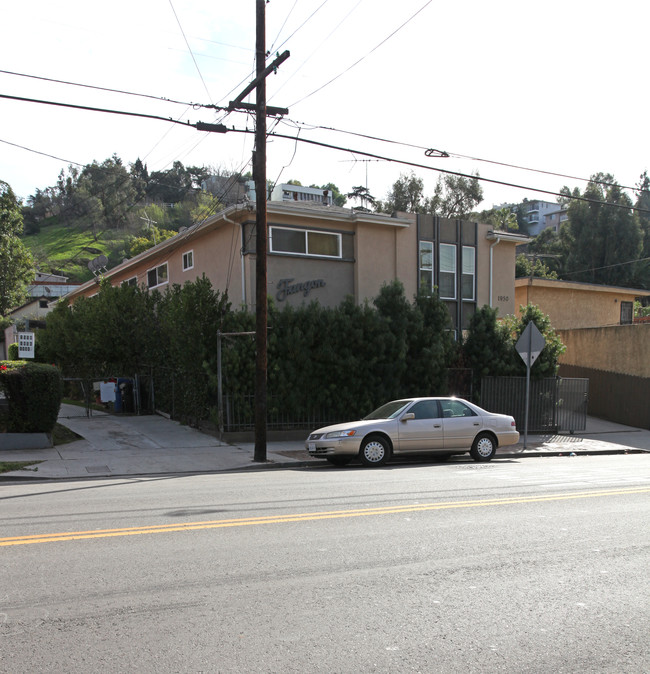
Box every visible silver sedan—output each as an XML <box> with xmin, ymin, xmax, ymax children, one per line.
<box><xmin>306</xmin><ymin>397</ymin><xmax>519</xmax><ymax>467</ymax></box>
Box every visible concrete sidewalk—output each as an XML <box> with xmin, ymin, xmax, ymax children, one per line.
<box><xmin>0</xmin><ymin>403</ymin><xmax>648</xmax><ymax>480</ymax></box>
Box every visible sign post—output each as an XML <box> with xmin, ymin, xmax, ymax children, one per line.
<box><xmin>515</xmin><ymin>322</ymin><xmax>546</xmax><ymax>448</ymax></box>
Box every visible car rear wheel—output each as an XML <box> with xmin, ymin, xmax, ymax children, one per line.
<box><xmin>470</xmin><ymin>433</ymin><xmax>496</xmax><ymax>462</ymax></box>
<box><xmin>359</xmin><ymin>435</ymin><xmax>391</xmax><ymax>467</ymax></box>
<box><xmin>326</xmin><ymin>456</ymin><xmax>352</xmax><ymax>466</ymax></box>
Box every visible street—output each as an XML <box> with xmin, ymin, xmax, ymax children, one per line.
<box><xmin>1</xmin><ymin>454</ymin><xmax>649</xmax><ymax>673</ymax></box>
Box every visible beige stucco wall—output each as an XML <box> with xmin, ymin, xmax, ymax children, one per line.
<box><xmin>477</xmin><ymin>234</ymin><xmax>519</xmax><ymax>317</ymax></box>
<box><xmin>515</xmin><ymin>279</ymin><xmax>645</xmax><ymax>329</ymax></box>
<box><xmin>355</xmin><ymin>218</ymin><xmax>416</xmax><ymax>303</ymax></box>
<box><xmin>558</xmin><ymin>324</ymin><xmax>650</xmax><ymax>378</ymax></box>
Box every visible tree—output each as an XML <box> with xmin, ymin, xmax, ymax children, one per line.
<box><xmin>515</xmin><ymin>254</ymin><xmax>558</xmax><ymax>279</ymax></box>
<box><xmin>346</xmin><ymin>185</ymin><xmax>376</xmax><ymax>211</ymax></box>
<box><xmin>463</xmin><ymin>305</ymin><xmax>517</xmax><ymax>393</ymax></box>
<box><xmin>377</xmin><ymin>172</ymin><xmax>424</xmax><ymax>213</ymax></box>
<box><xmin>0</xmin><ymin>181</ymin><xmax>34</xmax><ymax>316</ymax></box>
<box><xmin>563</xmin><ymin>173</ymin><xmax>642</xmax><ymax>286</ymax></box>
<box><xmin>503</xmin><ymin>304</ymin><xmax>565</xmax><ymax>378</ymax></box>
<box><xmin>310</xmin><ymin>182</ymin><xmax>346</xmax><ymax>207</ymax></box>
<box><xmin>425</xmin><ymin>173</ymin><xmax>484</xmax><ymax>218</ymax></box>
<box><xmin>632</xmin><ymin>171</ymin><xmax>650</xmax><ymax>288</ymax></box>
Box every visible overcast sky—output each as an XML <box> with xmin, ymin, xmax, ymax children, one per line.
<box><xmin>2</xmin><ymin>0</ymin><xmax>648</xmax><ymax>211</ymax></box>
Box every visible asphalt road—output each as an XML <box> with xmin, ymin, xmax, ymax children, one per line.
<box><xmin>1</xmin><ymin>454</ymin><xmax>649</xmax><ymax>673</ymax></box>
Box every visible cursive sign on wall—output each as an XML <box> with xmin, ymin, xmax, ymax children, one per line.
<box><xmin>276</xmin><ymin>277</ymin><xmax>326</xmax><ymax>301</ymax></box>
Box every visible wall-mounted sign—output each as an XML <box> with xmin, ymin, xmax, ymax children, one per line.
<box><xmin>276</xmin><ymin>278</ymin><xmax>326</xmax><ymax>302</ymax></box>
<box><xmin>18</xmin><ymin>332</ymin><xmax>35</xmax><ymax>359</ymax></box>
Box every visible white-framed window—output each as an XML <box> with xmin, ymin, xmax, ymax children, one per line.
<box><xmin>270</xmin><ymin>226</ymin><xmax>341</xmax><ymax>258</ymax></box>
<box><xmin>419</xmin><ymin>241</ymin><xmax>433</xmax><ymax>291</ymax></box>
<box><xmin>182</xmin><ymin>250</ymin><xmax>194</xmax><ymax>271</ymax></box>
<box><xmin>122</xmin><ymin>277</ymin><xmax>137</xmax><ymax>287</ymax></box>
<box><xmin>439</xmin><ymin>243</ymin><xmax>457</xmax><ymax>299</ymax></box>
<box><xmin>461</xmin><ymin>246</ymin><xmax>475</xmax><ymax>300</ymax></box>
<box><xmin>147</xmin><ymin>263</ymin><xmax>168</xmax><ymax>289</ymax></box>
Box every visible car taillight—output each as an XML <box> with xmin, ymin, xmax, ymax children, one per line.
<box><xmin>511</xmin><ymin>421</ymin><xmax>516</xmax><ymax>427</ymax></box>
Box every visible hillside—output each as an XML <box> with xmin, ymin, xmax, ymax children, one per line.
<box><xmin>22</xmin><ymin>218</ymin><xmax>133</xmax><ymax>284</ymax></box>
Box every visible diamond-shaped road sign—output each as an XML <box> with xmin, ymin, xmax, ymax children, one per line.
<box><xmin>516</xmin><ymin>322</ymin><xmax>546</xmax><ymax>367</ymax></box>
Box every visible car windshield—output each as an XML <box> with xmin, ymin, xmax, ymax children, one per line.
<box><xmin>363</xmin><ymin>400</ymin><xmax>413</xmax><ymax>420</ymax></box>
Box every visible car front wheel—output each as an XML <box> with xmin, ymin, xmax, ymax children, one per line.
<box><xmin>470</xmin><ymin>433</ymin><xmax>496</xmax><ymax>462</ymax></box>
<box><xmin>359</xmin><ymin>435</ymin><xmax>391</xmax><ymax>467</ymax></box>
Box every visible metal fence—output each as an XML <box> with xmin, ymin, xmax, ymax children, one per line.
<box><xmin>221</xmin><ymin>394</ymin><xmax>342</xmax><ymax>433</ymax></box>
<box><xmin>61</xmin><ymin>376</ymin><xmax>154</xmax><ymax>418</ymax></box>
<box><xmin>481</xmin><ymin>376</ymin><xmax>589</xmax><ymax>433</ymax></box>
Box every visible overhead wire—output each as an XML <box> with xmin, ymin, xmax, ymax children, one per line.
<box><xmin>0</xmin><ymin>69</ymin><xmax>201</xmax><ymax>108</ymax></box>
<box><xmin>268</xmin><ymin>0</ymin><xmax>365</xmax><ymax>104</ymax></box>
<box><xmin>280</xmin><ymin>118</ymin><xmax>649</xmax><ymax>195</ymax></box>
<box><xmin>167</xmin><ymin>0</ymin><xmax>214</xmax><ymax>105</ymax></box>
<box><xmin>288</xmin><ymin>0</ymin><xmax>434</xmax><ymax>107</ymax></box>
<box><xmin>4</xmin><ymin>90</ymin><xmax>649</xmax><ymax>215</ymax></box>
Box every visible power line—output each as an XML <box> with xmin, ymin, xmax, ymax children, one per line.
<box><xmin>0</xmin><ymin>92</ymin><xmax>200</xmax><ymax>127</ymax></box>
<box><xmin>271</xmin><ymin>0</ymin><xmax>331</xmax><ymax>54</ymax></box>
<box><xmin>5</xmin><ymin>90</ymin><xmax>649</xmax><ymax>215</ymax></box>
<box><xmin>281</xmin><ymin>118</ymin><xmax>648</xmax><ymax>195</ymax></box>
<box><xmin>0</xmin><ymin>69</ymin><xmax>200</xmax><ymax>108</ymax></box>
<box><xmin>288</xmin><ymin>0</ymin><xmax>433</xmax><ymax>107</ymax></box>
<box><xmin>247</xmin><ymin>129</ymin><xmax>650</xmax><ymax>215</ymax></box>
<box><xmin>167</xmin><ymin>0</ymin><xmax>214</xmax><ymax>105</ymax></box>
<box><xmin>268</xmin><ymin>0</ymin><xmax>365</xmax><ymax>104</ymax></box>
<box><xmin>561</xmin><ymin>256</ymin><xmax>650</xmax><ymax>277</ymax></box>
<box><xmin>0</xmin><ymin>137</ymin><xmax>84</xmax><ymax>168</ymax></box>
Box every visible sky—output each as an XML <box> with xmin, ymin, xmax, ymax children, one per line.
<box><xmin>1</xmin><ymin>0</ymin><xmax>648</xmax><ymax>211</ymax></box>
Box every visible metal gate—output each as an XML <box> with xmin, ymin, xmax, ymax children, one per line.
<box><xmin>481</xmin><ymin>377</ymin><xmax>589</xmax><ymax>433</ymax></box>
<box><xmin>61</xmin><ymin>376</ymin><xmax>154</xmax><ymax>418</ymax></box>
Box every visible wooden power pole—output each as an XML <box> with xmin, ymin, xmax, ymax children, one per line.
<box><xmin>253</xmin><ymin>0</ymin><xmax>268</xmax><ymax>462</ymax></box>
<box><xmin>208</xmin><ymin>3</ymin><xmax>288</xmax><ymax>461</ymax></box>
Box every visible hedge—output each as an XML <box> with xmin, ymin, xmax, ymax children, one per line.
<box><xmin>0</xmin><ymin>361</ymin><xmax>63</xmax><ymax>433</ymax></box>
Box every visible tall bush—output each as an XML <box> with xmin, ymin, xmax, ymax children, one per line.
<box><xmin>0</xmin><ymin>362</ymin><xmax>63</xmax><ymax>433</ymax></box>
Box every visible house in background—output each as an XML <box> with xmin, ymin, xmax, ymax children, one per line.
<box><xmin>2</xmin><ymin>273</ymin><xmax>80</xmax><ymax>359</ymax></box>
<box><xmin>63</xmin><ymin>201</ymin><xmax>529</xmax><ymax>336</ymax></box>
<box><xmin>514</xmin><ymin>277</ymin><xmax>648</xmax><ymax>329</ymax></box>
<box><xmin>270</xmin><ymin>183</ymin><xmax>334</xmax><ymax>206</ymax></box>
<box><xmin>514</xmin><ymin>277</ymin><xmax>650</xmax><ymax>429</ymax></box>
<box><xmin>542</xmin><ymin>207</ymin><xmax>568</xmax><ymax>233</ymax></box>
<box><xmin>521</xmin><ymin>200</ymin><xmax>561</xmax><ymax>236</ymax></box>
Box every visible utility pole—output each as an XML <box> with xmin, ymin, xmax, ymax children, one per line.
<box><xmin>254</xmin><ymin>0</ymin><xmax>269</xmax><ymax>462</ymax></box>
<box><xmin>194</xmin><ymin>2</ymin><xmax>288</xmax><ymax>461</ymax></box>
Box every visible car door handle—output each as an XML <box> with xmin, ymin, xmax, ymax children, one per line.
<box><xmin>434</xmin><ymin>424</ymin><xmax>441</xmax><ymax>428</ymax></box>
<box><xmin>473</xmin><ymin>422</ymin><xmax>480</xmax><ymax>426</ymax></box>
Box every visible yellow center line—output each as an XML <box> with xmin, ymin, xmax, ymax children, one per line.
<box><xmin>1</xmin><ymin>487</ymin><xmax>648</xmax><ymax>547</ymax></box>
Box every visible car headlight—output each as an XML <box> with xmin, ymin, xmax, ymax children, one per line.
<box><xmin>324</xmin><ymin>429</ymin><xmax>357</xmax><ymax>439</ymax></box>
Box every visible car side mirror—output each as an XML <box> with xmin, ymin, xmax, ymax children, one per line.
<box><xmin>401</xmin><ymin>413</ymin><xmax>415</xmax><ymax>422</ymax></box>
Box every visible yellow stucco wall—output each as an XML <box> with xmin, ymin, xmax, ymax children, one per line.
<box><xmin>514</xmin><ymin>279</ymin><xmax>646</xmax><ymax>329</ymax></box>
<box><xmin>558</xmin><ymin>324</ymin><xmax>650</xmax><ymax>377</ymax></box>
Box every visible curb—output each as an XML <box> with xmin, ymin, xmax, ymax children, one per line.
<box><xmin>0</xmin><ymin>447</ymin><xmax>645</xmax><ymax>482</ymax></box>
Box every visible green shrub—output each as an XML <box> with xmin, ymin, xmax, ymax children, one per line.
<box><xmin>7</xmin><ymin>343</ymin><xmax>19</xmax><ymax>360</ymax></box>
<box><xmin>0</xmin><ymin>362</ymin><xmax>63</xmax><ymax>433</ymax></box>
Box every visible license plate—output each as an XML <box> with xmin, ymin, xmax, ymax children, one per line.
<box><xmin>308</xmin><ymin>442</ymin><xmax>316</xmax><ymax>452</ymax></box>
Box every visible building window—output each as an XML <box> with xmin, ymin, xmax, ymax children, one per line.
<box><xmin>147</xmin><ymin>263</ymin><xmax>168</xmax><ymax>289</ymax></box>
<box><xmin>620</xmin><ymin>301</ymin><xmax>633</xmax><ymax>325</ymax></box>
<box><xmin>439</xmin><ymin>243</ymin><xmax>456</xmax><ymax>299</ymax></box>
<box><xmin>419</xmin><ymin>241</ymin><xmax>433</xmax><ymax>291</ymax></box>
<box><xmin>39</xmin><ymin>299</ymin><xmax>49</xmax><ymax>308</ymax></box>
<box><xmin>461</xmin><ymin>246</ymin><xmax>475</xmax><ymax>300</ymax></box>
<box><xmin>270</xmin><ymin>226</ymin><xmax>341</xmax><ymax>258</ymax></box>
<box><xmin>122</xmin><ymin>277</ymin><xmax>137</xmax><ymax>287</ymax></box>
<box><xmin>183</xmin><ymin>250</ymin><xmax>194</xmax><ymax>271</ymax></box>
